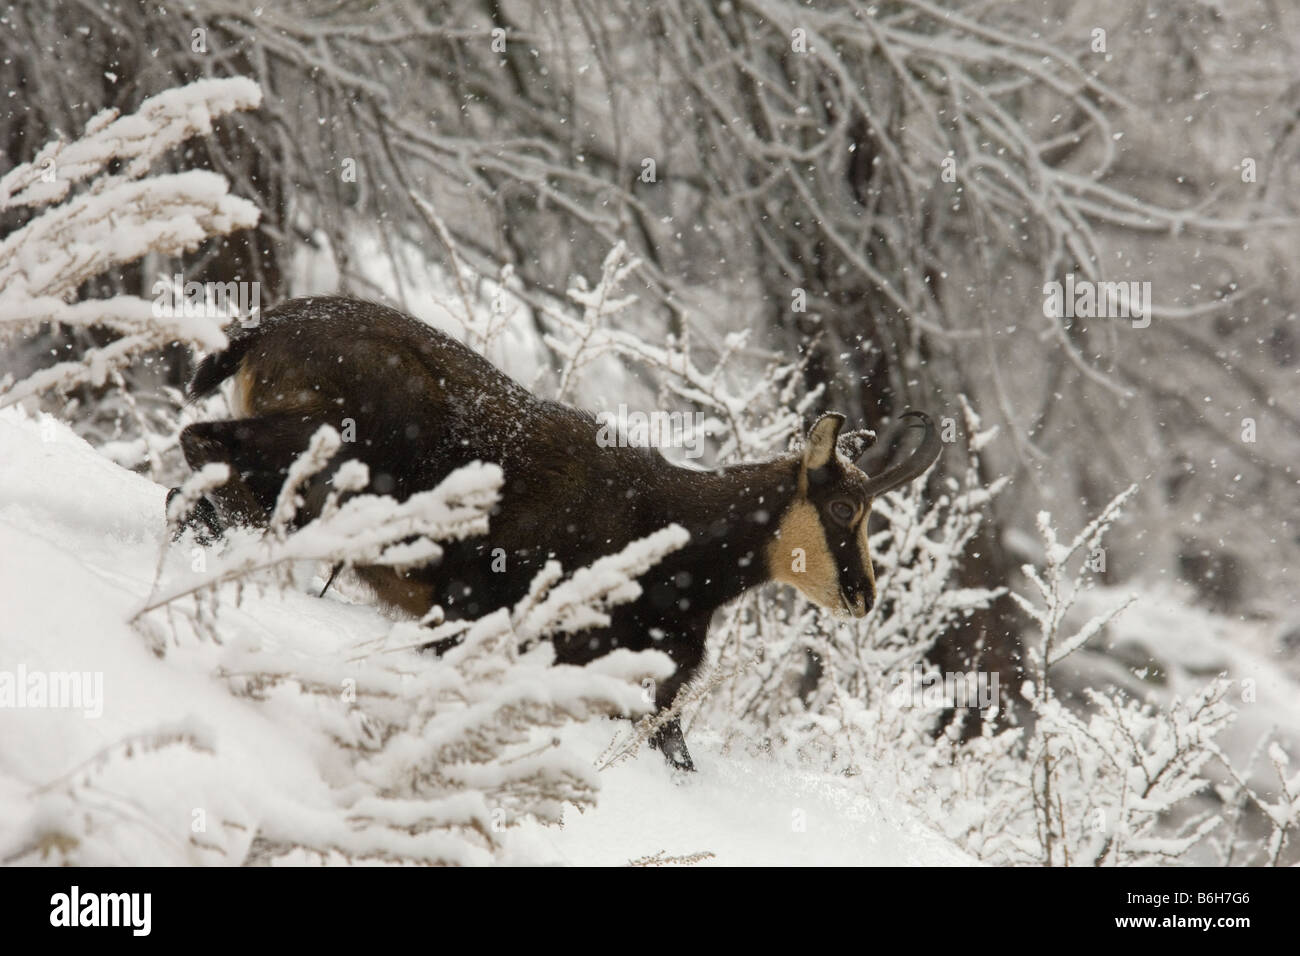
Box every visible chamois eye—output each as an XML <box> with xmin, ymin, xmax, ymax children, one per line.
<box><xmin>828</xmin><ymin>500</ymin><xmax>855</xmax><ymax>525</ymax></box>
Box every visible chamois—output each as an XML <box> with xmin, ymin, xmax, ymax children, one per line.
<box><xmin>173</xmin><ymin>296</ymin><xmax>942</xmax><ymax>770</ymax></box>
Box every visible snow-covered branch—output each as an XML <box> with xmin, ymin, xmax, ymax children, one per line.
<box><xmin>0</xmin><ymin>77</ymin><xmax>262</xmax><ymax>408</ymax></box>
<box><xmin>135</xmin><ymin>458</ymin><xmax>502</xmax><ymax>619</ymax></box>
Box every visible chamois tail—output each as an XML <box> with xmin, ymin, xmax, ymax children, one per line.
<box><xmin>187</xmin><ymin>333</ymin><xmax>255</xmax><ymax>402</ymax></box>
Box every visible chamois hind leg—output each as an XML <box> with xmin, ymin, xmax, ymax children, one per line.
<box><xmin>176</xmin><ymin>414</ymin><xmax>330</xmax><ymax>533</ymax></box>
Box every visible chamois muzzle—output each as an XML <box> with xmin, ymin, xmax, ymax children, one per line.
<box><xmin>859</xmin><ymin>410</ymin><xmax>942</xmax><ymax>496</ymax></box>
<box><xmin>840</xmin><ymin>585</ymin><xmax>872</xmax><ymax>618</ymax></box>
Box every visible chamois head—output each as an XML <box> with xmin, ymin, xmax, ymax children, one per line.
<box><xmin>767</xmin><ymin>410</ymin><xmax>941</xmax><ymax>618</ymax></box>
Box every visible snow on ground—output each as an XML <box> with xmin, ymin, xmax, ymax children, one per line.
<box><xmin>511</xmin><ymin>723</ymin><xmax>973</xmax><ymax>865</ymax></box>
<box><xmin>0</xmin><ymin>407</ymin><xmax>972</xmax><ymax>866</ymax></box>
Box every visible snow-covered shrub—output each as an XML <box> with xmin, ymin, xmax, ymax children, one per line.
<box><xmin>112</xmin><ymin>441</ymin><xmax>683</xmax><ymax>865</ymax></box>
<box><xmin>138</xmin><ymin>426</ymin><xmax>500</xmax><ymax>630</ymax></box>
<box><xmin>0</xmin><ymin>77</ymin><xmax>262</xmax><ymax>481</ymax></box>
<box><xmin>201</xmin><ymin>592</ymin><xmax>675</xmax><ymax>865</ymax></box>
<box><xmin>1211</xmin><ymin>740</ymin><xmax>1300</xmax><ymax>867</ymax></box>
<box><xmin>688</xmin><ymin>469</ymin><xmax>1251</xmax><ymax>866</ymax></box>
<box><xmin>696</xmin><ymin>399</ymin><xmax>1007</xmax><ymax>766</ymax></box>
<box><xmin>846</xmin><ymin>486</ymin><xmax>1295</xmax><ymax>867</ymax></box>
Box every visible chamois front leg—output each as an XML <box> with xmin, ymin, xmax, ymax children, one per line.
<box><xmin>166</xmin><ymin>420</ymin><xmax>263</xmax><ymax>542</ymax></box>
<box><xmin>647</xmin><ymin>625</ymin><xmax>708</xmax><ymax>772</ymax></box>
<box><xmin>650</xmin><ymin>717</ymin><xmax>695</xmax><ymax>772</ymax></box>
<box><xmin>176</xmin><ymin>419</ymin><xmax>276</xmax><ymax>530</ymax></box>
<box><xmin>164</xmin><ymin>486</ymin><xmax>225</xmax><ymax>543</ymax></box>
<box><xmin>172</xmin><ymin>414</ymin><xmax>333</xmax><ymax>536</ymax></box>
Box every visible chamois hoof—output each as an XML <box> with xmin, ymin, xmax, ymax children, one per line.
<box><xmin>650</xmin><ymin>717</ymin><xmax>696</xmax><ymax>772</ymax></box>
<box><xmin>165</xmin><ymin>488</ymin><xmax>224</xmax><ymax>545</ymax></box>
<box><xmin>419</xmin><ymin>632</ymin><xmax>466</xmax><ymax>657</ymax></box>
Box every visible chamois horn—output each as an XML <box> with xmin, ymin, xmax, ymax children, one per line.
<box><xmin>859</xmin><ymin>410</ymin><xmax>942</xmax><ymax>496</ymax></box>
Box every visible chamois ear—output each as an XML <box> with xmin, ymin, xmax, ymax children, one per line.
<box><xmin>803</xmin><ymin>413</ymin><xmax>845</xmax><ymax>471</ymax></box>
<box><xmin>837</xmin><ymin>427</ymin><xmax>876</xmax><ymax>462</ymax></box>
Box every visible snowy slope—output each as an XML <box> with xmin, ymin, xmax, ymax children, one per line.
<box><xmin>0</xmin><ymin>408</ymin><xmax>973</xmax><ymax>866</ymax></box>
<box><xmin>512</xmin><ymin>723</ymin><xmax>973</xmax><ymax>865</ymax></box>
